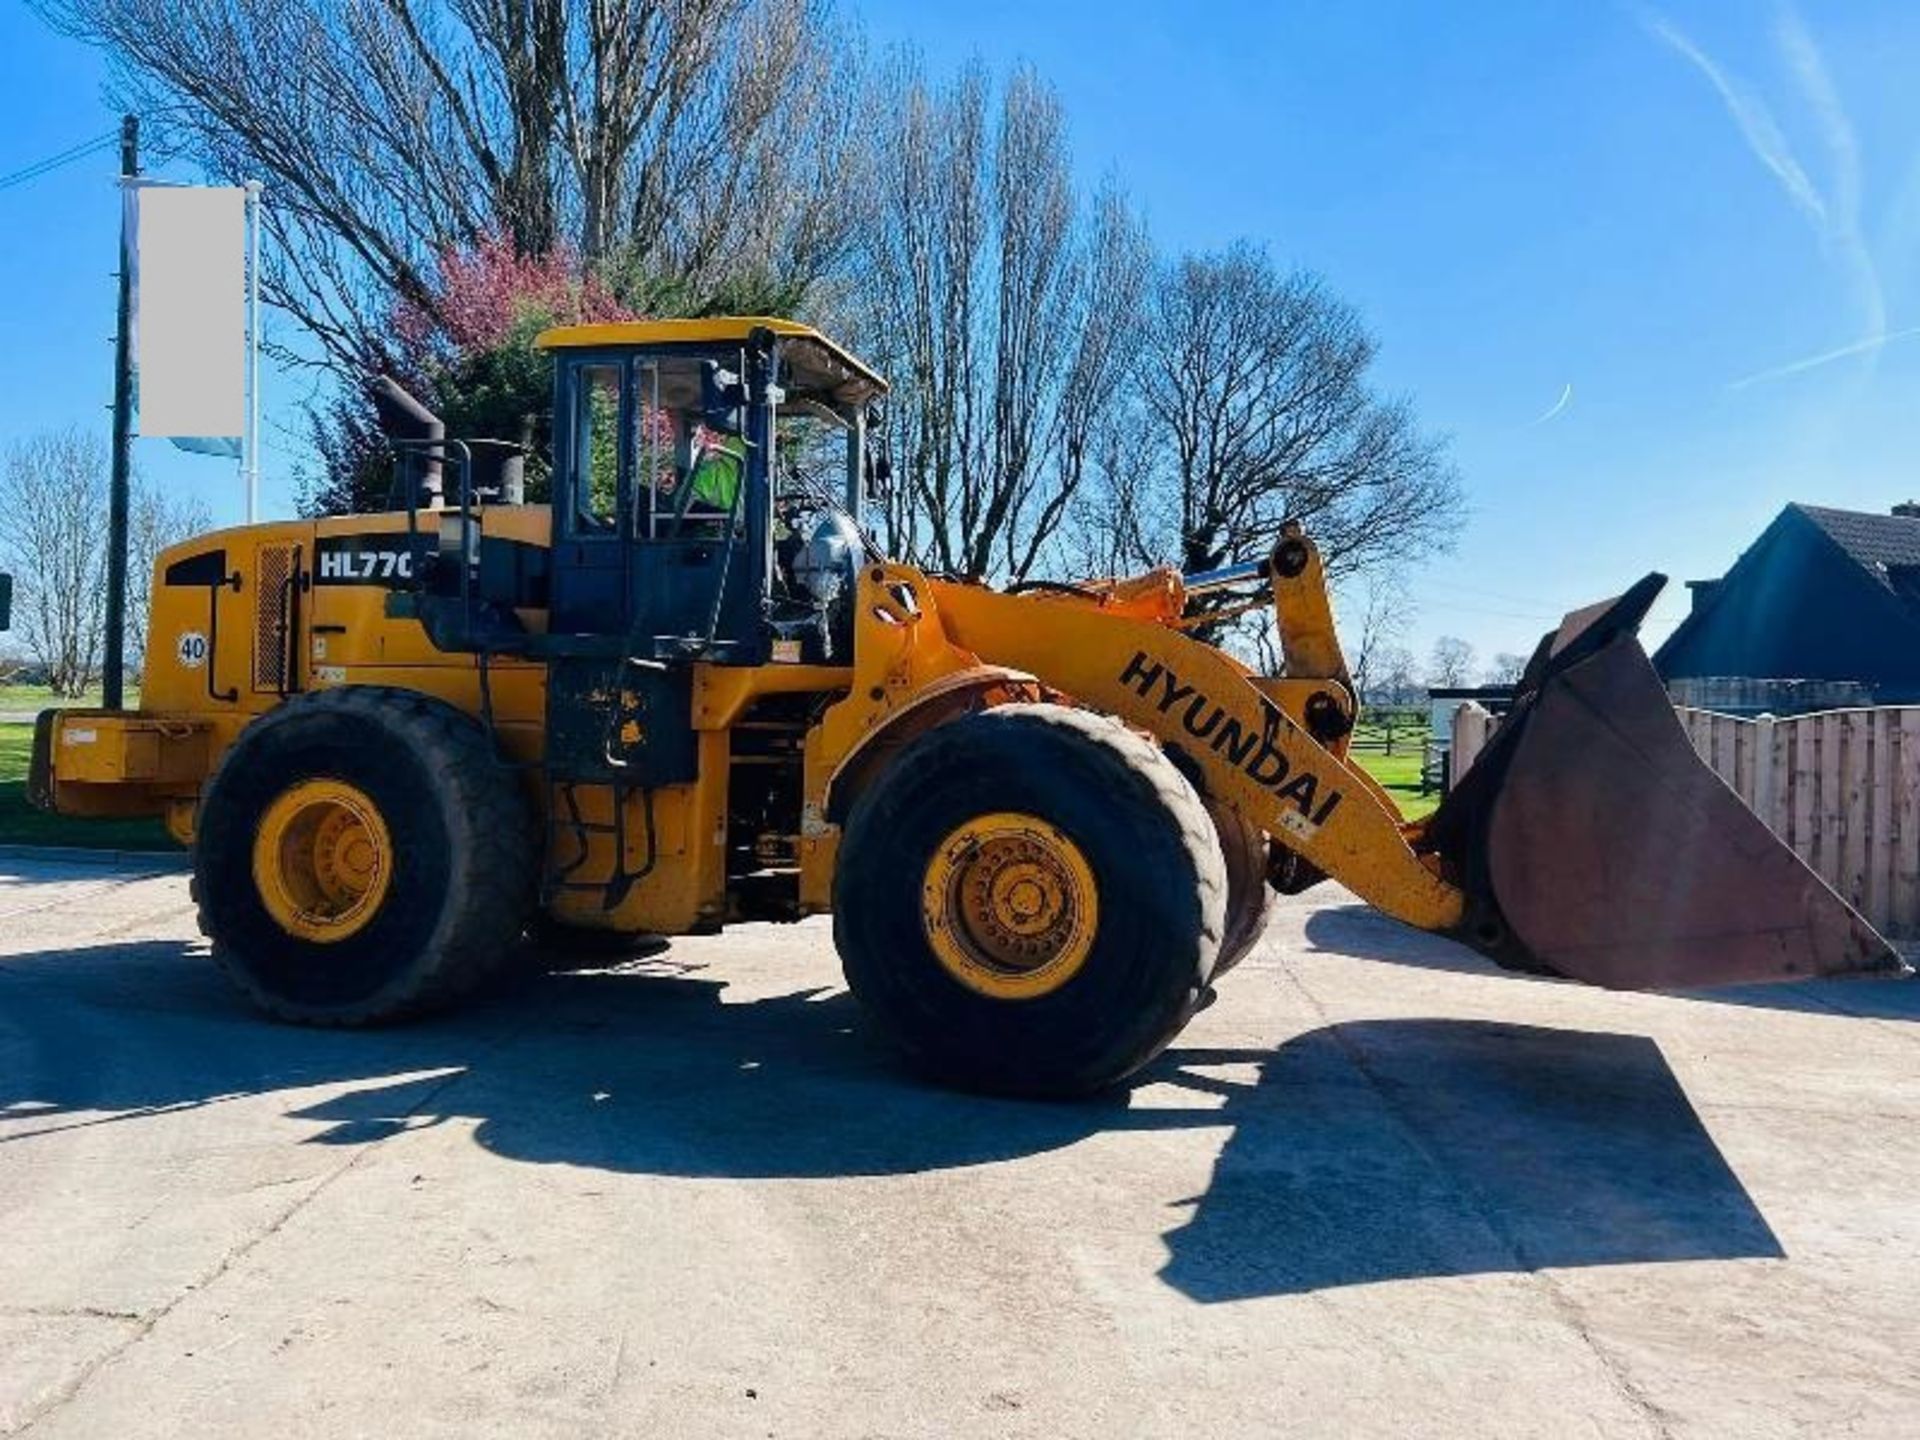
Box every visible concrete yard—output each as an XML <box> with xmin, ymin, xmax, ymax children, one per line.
<box><xmin>1</xmin><ymin>854</ymin><xmax>1916</xmax><ymax>1439</ymax></box>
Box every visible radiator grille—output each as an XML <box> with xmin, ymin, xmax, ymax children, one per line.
<box><xmin>253</xmin><ymin>544</ymin><xmax>296</xmax><ymax>691</ymax></box>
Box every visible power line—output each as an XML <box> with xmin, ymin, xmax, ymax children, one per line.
<box><xmin>0</xmin><ymin>133</ymin><xmax>116</xmax><ymax>190</ymax></box>
<box><xmin>1419</xmin><ymin>575</ymin><xmax>1649</xmax><ymax>615</ymax></box>
<box><xmin>1419</xmin><ymin>575</ymin><xmax>1571</xmax><ymax>606</ymax></box>
<box><xmin>1411</xmin><ymin>596</ymin><xmax>1564</xmax><ymax>621</ymax></box>
<box><xmin>1410</xmin><ymin>576</ymin><xmax>1690</xmax><ymax>626</ymax></box>
<box><xmin>0</xmin><ymin>130</ymin><xmax>118</xmax><ymax>193</ymax></box>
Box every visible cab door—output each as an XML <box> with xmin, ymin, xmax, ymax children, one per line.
<box><xmin>547</xmin><ymin>353</ymin><xmax>631</xmax><ymax>637</ymax></box>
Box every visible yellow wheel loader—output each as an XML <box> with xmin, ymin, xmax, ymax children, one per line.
<box><xmin>29</xmin><ymin>318</ymin><xmax>1908</xmax><ymax>1095</ymax></box>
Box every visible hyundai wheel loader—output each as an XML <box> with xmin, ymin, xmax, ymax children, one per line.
<box><xmin>29</xmin><ymin>318</ymin><xmax>1908</xmax><ymax>1095</ymax></box>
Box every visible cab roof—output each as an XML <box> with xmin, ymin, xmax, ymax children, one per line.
<box><xmin>533</xmin><ymin>316</ymin><xmax>887</xmax><ymax>404</ymax></box>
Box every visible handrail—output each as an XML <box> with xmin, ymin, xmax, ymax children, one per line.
<box><xmin>388</xmin><ymin>435</ymin><xmax>487</xmax><ymax>630</ymax></box>
<box><xmin>205</xmin><ymin>571</ymin><xmax>241</xmax><ymax>704</ymax></box>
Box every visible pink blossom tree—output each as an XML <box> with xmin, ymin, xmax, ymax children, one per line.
<box><xmin>394</xmin><ymin>234</ymin><xmax>634</xmax><ymax>358</ymax></box>
<box><xmin>305</xmin><ymin>236</ymin><xmax>637</xmax><ymax>514</ymax></box>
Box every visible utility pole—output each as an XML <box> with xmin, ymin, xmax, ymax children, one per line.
<box><xmin>103</xmin><ymin>113</ymin><xmax>138</xmax><ymax>710</ymax></box>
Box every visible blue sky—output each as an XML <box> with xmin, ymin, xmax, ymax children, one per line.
<box><xmin>5</xmin><ymin>1</ymin><xmax>1919</xmax><ymax>667</ymax></box>
<box><xmin>0</xmin><ymin>10</ymin><xmax>298</xmax><ymax>525</ymax></box>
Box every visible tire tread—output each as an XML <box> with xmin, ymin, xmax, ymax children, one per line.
<box><xmin>837</xmin><ymin>702</ymin><xmax>1226</xmax><ymax>1095</ymax></box>
<box><xmin>195</xmin><ymin>686</ymin><xmax>535</xmax><ymax>1025</ymax></box>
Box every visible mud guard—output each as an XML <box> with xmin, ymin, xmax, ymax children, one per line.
<box><xmin>821</xmin><ymin>665</ymin><xmax>1046</xmax><ymax>825</ymax></box>
<box><xmin>1430</xmin><ymin>576</ymin><xmax>1909</xmax><ymax>989</ymax></box>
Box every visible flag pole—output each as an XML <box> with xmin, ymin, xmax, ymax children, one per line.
<box><xmin>244</xmin><ymin>179</ymin><xmax>262</xmax><ymax>524</ymax></box>
<box><xmin>103</xmin><ymin>113</ymin><xmax>138</xmax><ymax>712</ymax></box>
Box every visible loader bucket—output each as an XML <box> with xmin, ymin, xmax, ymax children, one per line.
<box><xmin>1429</xmin><ymin>576</ymin><xmax>1908</xmax><ymax>990</ymax></box>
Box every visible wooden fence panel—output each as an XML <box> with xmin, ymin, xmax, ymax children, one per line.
<box><xmin>1447</xmin><ymin>700</ymin><xmax>1920</xmax><ymax>939</ymax></box>
<box><xmin>1897</xmin><ymin>714</ymin><xmax>1920</xmax><ymax>931</ymax></box>
<box><xmin>1840</xmin><ymin>712</ymin><xmax>1872</xmax><ymax>920</ymax></box>
<box><xmin>1867</xmin><ymin>710</ymin><xmax>1894</xmax><ymax>929</ymax></box>
<box><xmin>1791</xmin><ymin>716</ymin><xmax>1819</xmax><ymax>869</ymax></box>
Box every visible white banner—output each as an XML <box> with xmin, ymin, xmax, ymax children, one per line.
<box><xmin>131</xmin><ymin>184</ymin><xmax>246</xmax><ymax>438</ymax></box>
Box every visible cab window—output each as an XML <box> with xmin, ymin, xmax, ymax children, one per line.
<box><xmin>635</xmin><ymin>354</ymin><xmax>746</xmax><ymax>538</ymax></box>
<box><xmin>567</xmin><ymin>361</ymin><xmax>624</xmax><ymax>530</ymax></box>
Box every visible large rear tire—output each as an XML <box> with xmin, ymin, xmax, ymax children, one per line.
<box><xmin>835</xmin><ymin>704</ymin><xmax>1226</xmax><ymax>1097</ymax></box>
<box><xmin>1207</xmin><ymin>800</ymin><xmax>1274</xmax><ymax>977</ymax></box>
<box><xmin>193</xmin><ymin>687</ymin><xmax>536</xmax><ymax>1025</ymax></box>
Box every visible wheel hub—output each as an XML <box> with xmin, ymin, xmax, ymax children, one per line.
<box><xmin>252</xmin><ymin>779</ymin><xmax>394</xmax><ymax>943</ymax></box>
<box><xmin>922</xmin><ymin>812</ymin><xmax>1098</xmax><ymax>1000</ymax></box>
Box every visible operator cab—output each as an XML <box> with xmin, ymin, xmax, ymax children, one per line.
<box><xmin>536</xmin><ymin>318</ymin><xmax>887</xmax><ymax>666</ymax></box>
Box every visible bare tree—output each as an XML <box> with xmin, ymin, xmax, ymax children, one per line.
<box><xmin>0</xmin><ymin>432</ymin><xmax>210</xmax><ymax>694</ymax></box>
<box><xmin>1063</xmin><ymin>410</ymin><xmax>1167</xmax><ymax>579</ymax></box>
<box><xmin>128</xmin><ymin>481</ymin><xmax>213</xmax><ymax>672</ymax></box>
<box><xmin>1373</xmin><ymin>645</ymin><xmax>1422</xmax><ymax>706</ymax></box>
<box><xmin>1428</xmin><ymin>635</ymin><xmax>1477</xmax><ymax>688</ymax></box>
<box><xmin>1344</xmin><ymin>573</ymin><xmax>1411</xmax><ymax>706</ymax></box>
<box><xmin>1130</xmin><ymin>244</ymin><xmax>1461</xmax><ymax>637</ymax></box>
<box><xmin>1484</xmin><ymin>651</ymin><xmax>1528</xmax><ymax>686</ymax></box>
<box><xmin>35</xmin><ymin>0</ymin><xmax>863</xmax><ymax>376</ymax></box>
<box><xmin>850</xmin><ymin>58</ymin><xmax>1150</xmax><ymax>581</ymax></box>
<box><xmin>1367</xmin><ymin>643</ymin><xmax>1424</xmax><ymax>755</ymax></box>
<box><xmin>0</xmin><ymin>431</ymin><xmax>110</xmax><ymax>697</ymax></box>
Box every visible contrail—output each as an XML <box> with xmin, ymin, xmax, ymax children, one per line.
<box><xmin>1641</xmin><ymin>9</ymin><xmax>1825</xmax><ymax>227</ymax></box>
<box><xmin>1775</xmin><ymin>3</ymin><xmax>1857</xmax><ymax>226</ymax></box>
<box><xmin>1727</xmin><ymin>326</ymin><xmax>1920</xmax><ymax>389</ymax></box>
<box><xmin>1527</xmin><ymin>383</ymin><xmax>1574</xmax><ymax>425</ymax></box>
<box><xmin>1643</xmin><ymin>4</ymin><xmax>1888</xmax><ymax>383</ymax></box>
<box><xmin>1772</xmin><ymin>1</ymin><xmax>1885</xmax><ymax>341</ymax></box>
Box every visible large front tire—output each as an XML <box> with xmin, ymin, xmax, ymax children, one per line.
<box><xmin>834</xmin><ymin>704</ymin><xmax>1227</xmax><ymax>1097</ymax></box>
<box><xmin>193</xmin><ymin>687</ymin><xmax>536</xmax><ymax>1025</ymax></box>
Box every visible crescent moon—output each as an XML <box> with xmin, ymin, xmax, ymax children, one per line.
<box><xmin>1529</xmin><ymin>383</ymin><xmax>1574</xmax><ymax>426</ymax></box>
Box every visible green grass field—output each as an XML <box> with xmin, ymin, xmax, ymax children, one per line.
<box><xmin>1349</xmin><ymin>743</ymin><xmax>1440</xmax><ymax>821</ymax></box>
<box><xmin>0</xmin><ymin>724</ymin><xmax>176</xmax><ymax>851</ymax></box>
<box><xmin>1346</xmin><ymin>718</ymin><xmax>1442</xmax><ymax>821</ymax></box>
<box><xmin>0</xmin><ymin>685</ymin><xmax>140</xmax><ymax>712</ymax></box>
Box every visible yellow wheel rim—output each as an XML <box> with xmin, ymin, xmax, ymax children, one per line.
<box><xmin>251</xmin><ymin>779</ymin><xmax>393</xmax><ymax>944</ymax></box>
<box><xmin>922</xmin><ymin>811</ymin><xmax>1099</xmax><ymax>1000</ymax></box>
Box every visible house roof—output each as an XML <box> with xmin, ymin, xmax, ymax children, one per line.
<box><xmin>1792</xmin><ymin>505</ymin><xmax>1920</xmax><ymax>594</ymax></box>
<box><xmin>1654</xmin><ymin>502</ymin><xmax>1920</xmax><ymax>674</ymax></box>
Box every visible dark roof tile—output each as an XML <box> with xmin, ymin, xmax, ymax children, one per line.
<box><xmin>1793</xmin><ymin>504</ymin><xmax>1920</xmax><ymax>587</ymax></box>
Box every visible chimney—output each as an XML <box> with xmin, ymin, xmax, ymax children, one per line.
<box><xmin>1685</xmin><ymin>578</ymin><xmax>1721</xmax><ymax>614</ymax></box>
<box><xmin>1893</xmin><ymin>501</ymin><xmax>1920</xmax><ymax>519</ymax></box>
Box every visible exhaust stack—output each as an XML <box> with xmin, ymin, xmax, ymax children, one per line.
<box><xmin>370</xmin><ymin>374</ymin><xmax>444</xmax><ymax>508</ymax></box>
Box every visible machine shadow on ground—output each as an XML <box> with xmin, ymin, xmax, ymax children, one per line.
<box><xmin>1303</xmin><ymin>903</ymin><xmax>1920</xmax><ymax>1021</ymax></box>
<box><xmin>1</xmin><ymin>935</ymin><xmax>1781</xmax><ymax>1300</ymax></box>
